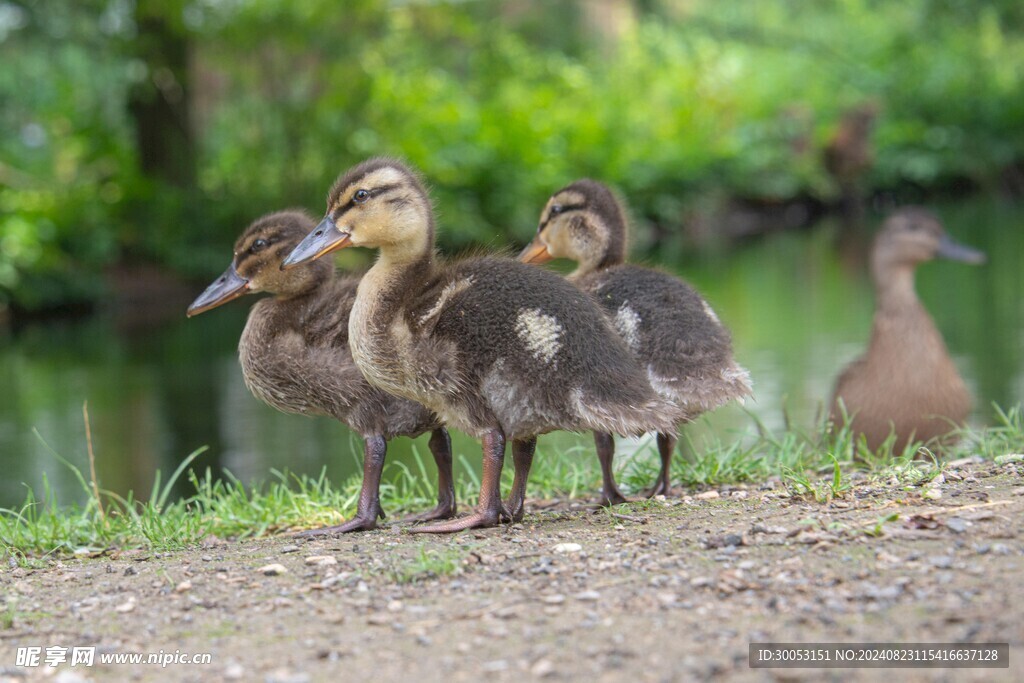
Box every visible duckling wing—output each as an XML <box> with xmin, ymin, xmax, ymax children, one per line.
<box><xmin>411</xmin><ymin>257</ymin><xmax>677</xmax><ymax>438</ymax></box>
<box><xmin>578</xmin><ymin>265</ymin><xmax>752</xmax><ymax>415</ymax></box>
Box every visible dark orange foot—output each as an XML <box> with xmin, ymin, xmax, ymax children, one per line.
<box><xmin>645</xmin><ymin>476</ymin><xmax>672</xmax><ymax>498</ymax></box>
<box><xmin>410</xmin><ymin>510</ymin><xmax>503</xmax><ymax>534</ymax></box>
<box><xmin>295</xmin><ymin>514</ymin><xmax>379</xmax><ymax>537</ymax></box>
<box><xmin>598</xmin><ymin>486</ymin><xmax>629</xmax><ymax>507</ymax></box>
<box><xmin>397</xmin><ymin>500</ymin><xmax>457</xmax><ymax>524</ymax></box>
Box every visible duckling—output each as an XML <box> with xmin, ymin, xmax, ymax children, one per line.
<box><xmin>187</xmin><ymin>210</ymin><xmax>455</xmax><ymax>534</ymax></box>
<box><xmin>519</xmin><ymin>179</ymin><xmax>752</xmax><ymax>503</ymax></box>
<box><xmin>281</xmin><ymin>158</ymin><xmax>678</xmax><ymax>532</ymax></box>
<box><xmin>830</xmin><ymin>207</ymin><xmax>985</xmax><ymax>453</ymax></box>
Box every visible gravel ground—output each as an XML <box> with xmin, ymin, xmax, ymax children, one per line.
<box><xmin>1</xmin><ymin>459</ymin><xmax>1021</xmax><ymax>683</ymax></box>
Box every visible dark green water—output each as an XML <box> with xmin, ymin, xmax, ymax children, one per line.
<box><xmin>2</xmin><ymin>199</ymin><xmax>1021</xmax><ymax>508</ymax></box>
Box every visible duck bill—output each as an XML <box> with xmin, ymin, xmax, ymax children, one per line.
<box><xmin>936</xmin><ymin>235</ymin><xmax>986</xmax><ymax>265</ymax></box>
<box><xmin>187</xmin><ymin>265</ymin><xmax>250</xmax><ymax>317</ymax></box>
<box><xmin>518</xmin><ymin>240</ymin><xmax>553</xmax><ymax>265</ymax></box>
<box><xmin>281</xmin><ymin>217</ymin><xmax>351</xmax><ymax>270</ymax></box>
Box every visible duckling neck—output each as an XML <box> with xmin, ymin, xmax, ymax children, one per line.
<box><xmin>348</xmin><ymin>245</ymin><xmax>434</xmax><ymax>394</ymax></box>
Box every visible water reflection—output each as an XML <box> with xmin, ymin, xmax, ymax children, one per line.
<box><xmin>1</xmin><ymin>201</ymin><xmax>1021</xmax><ymax>508</ymax></box>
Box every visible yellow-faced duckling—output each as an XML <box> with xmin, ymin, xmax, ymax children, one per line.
<box><xmin>187</xmin><ymin>210</ymin><xmax>455</xmax><ymax>534</ymax></box>
<box><xmin>520</xmin><ymin>179</ymin><xmax>752</xmax><ymax>503</ymax></box>
<box><xmin>830</xmin><ymin>207</ymin><xmax>985</xmax><ymax>453</ymax></box>
<box><xmin>282</xmin><ymin>159</ymin><xmax>678</xmax><ymax>532</ymax></box>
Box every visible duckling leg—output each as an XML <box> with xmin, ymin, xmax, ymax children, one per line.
<box><xmin>296</xmin><ymin>435</ymin><xmax>387</xmax><ymax>536</ymax></box>
<box><xmin>645</xmin><ymin>432</ymin><xmax>675</xmax><ymax>498</ymax></box>
<box><xmin>594</xmin><ymin>432</ymin><xmax>628</xmax><ymax>506</ymax></box>
<box><xmin>399</xmin><ymin>428</ymin><xmax>458</xmax><ymax>523</ymax></box>
<box><xmin>412</xmin><ymin>429</ymin><xmax>507</xmax><ymax>533</ymax></box>
<box><xmin>504</xmin><ymin>437</ymin><xmax>537</xmax><ymax>523</ymax></box>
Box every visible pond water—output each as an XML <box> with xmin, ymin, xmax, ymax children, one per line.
<box><xmin>2</xmin><ymin>198</ymin><xmax>1022</xmax><ymax>509</ymax></box>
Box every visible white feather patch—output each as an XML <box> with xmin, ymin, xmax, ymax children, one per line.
<box><xmin>613</xmin><ymin>303</ymin><xmax>642</xmax><ymax>352</ymax></box>
<box><xmin>515</xmin><ymin>308</ymin><xmax>563</xmax><ymax>366</ymax></box>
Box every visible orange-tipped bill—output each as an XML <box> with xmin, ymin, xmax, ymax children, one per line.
<box><xmin>519</xmin><ymin>240</ymin><xmax>553</xmax><ymax>265</ymax></box>
<box><xmin>281</xmin><ymin>217</ymin><xmax>352</xmax><ymax>269</ymax></box>
<box><xmin>187</xmin><ymin>265</ymin><xmax>250</xmax><ymax>317</ymax></box>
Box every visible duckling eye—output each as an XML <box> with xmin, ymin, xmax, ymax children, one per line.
<box><xmin>251</xmin><ymin>239</ymin><xmax>268</xmax><ymax>252</ymax></box>
<box><xmin>353</xmin><ymin>189</ymin><xmax>370</xmax><ymax>203</ymax></box>
<box><xmin>550</xmin><ymin>204</ymin><xmax>564</xmax><ymax>215</ymax></box>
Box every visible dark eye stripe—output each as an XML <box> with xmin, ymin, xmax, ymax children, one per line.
<box><xmin>332</xmin><ymin>183</ymin><xmax>403</xmax><ymax>219</ymax></box>
<box><xmin>539</xmin><ymin>203</ymin><xmax>585</xmax><ymax>232</ymax></box>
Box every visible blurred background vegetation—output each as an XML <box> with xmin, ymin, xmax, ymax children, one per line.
<box><xmin>2</xmin><ymin>0</ymin><xmax>1023</xmax><ymax>315</ymax></box>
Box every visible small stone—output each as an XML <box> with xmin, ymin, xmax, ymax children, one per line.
<box><xmin>280</xmin><ymin>545</ymin><xmax>300</xmax><ymax>554</ymax></box>
<box><xmin>990</xmin><ymin>543</ymin><xmax>1012</xmax><ymax>556</ymax></box>
<box><xmin>553</xmin><ymin>543</ymin><xmax>582</xmax><ymax>553</ymax></box>
<box><xmin>387</xmin><ymin>600</ymin><xmax>404</xmax><ymax>612</ymax></box>
<box><xmin>304</xmin><ymin>556</ymin><xmax>337</xmax><ymax>566</ymax></box>
<box><xmin>175</xmin><ymin>580</ymin><xmax>192</xmax><ymax>593</ymax></box>
<box><xmin>930</xmin><ymin>555</ymin><xmax>953</xmax><ymax>569</ymax></box>
<box><xmin>922</xmin><ymin>488</ymin><xmax>942</xmax><ymax>500</ymax></box>
<box><xmin>695</xmin><ymin>490</ymin><xmax>720</xmax><ymax>500</ymax></box>
<box><xmin>257</xmin><ymin>563</ymin><xmax>289</xmax><ymax>576</ymax></box>
<box><xmin>574</xmin><ymin>590</ymin><xmax>600</xmax><ymax>602</ymax></box>
<box><xmin>945</xmin><ymin>518</ymin><xmax>968</xmax><ymax>534</ymax></box>
<box><xmin>265</xmin><ymin>668</ymin><xmax>311</xmax><ymax>683</ymax></box>
<box><xmin>224</xmin><ymin>663</ymin><xmax>245</xmax><ymax>680</ymax></box>
<box><xmin>542</xmin><ymin>594</ymin><xmax>565</xmax><ymax>604</ymax></box>
<box><xmin>531</xmin><ymin>658</ymin><xmax>556</xmax><ymax>677</ymax></box>
<box><xmin>115</xmin><ymin>597</ymin><xmax>136</xmax><ymax>613</ymax></box>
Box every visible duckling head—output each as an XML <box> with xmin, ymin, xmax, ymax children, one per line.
<box><xmin>282</xmin><ymin>158</ymin><xmax>434</xmax><ymax>269</ymax></box>
<box><xmin>519</xmin><ymin>179</ymin><xmax>627</xmax><ymax>275</ymax></box>
<box><xmin>872</xmin><ymin>208</ymin><xmax>985</xmax><ymax>277</ymax></box>
<box><xmin>187</xmin><ymin>210</ymin><xmax>330</xmax><ymax>317</ymax></box>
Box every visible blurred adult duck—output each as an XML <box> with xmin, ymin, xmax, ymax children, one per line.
<box><xmin>282</xmin><ymin>159</ymin><xmax>678</xmax><ymax>532</ymax></box>
<box><xmin>187</xmin><ymin>210</ymin><xmax>455</xmax><ymax>534</ymax></box>
<box><xmin>520</xmin><ymin>179</ymin><xmax>752</xmax><ymax>503</ymax></box>
<box><xmin>830</xmin><ymin>207</ymin><xmax>985</xmax><ymax>453</ymax></box>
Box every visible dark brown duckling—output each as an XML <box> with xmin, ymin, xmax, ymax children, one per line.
<box><xmin>187</xmin><ymin>210</ymin><xmax>455</xmax><ymax>534</ymax></box>
<box><xmin>282</xmin><ymin>159</ymin><xmax>678</xmax><ymax>532</ymax></box>
<box><xmin>519</xmin><ymin>179</ymin><xmax>752</xmax><ymax>503</ymax></box>
<box><xmin>830</xmin><ymin>207</ymin><xmax>985</xmax><ymax>453</ymax></box>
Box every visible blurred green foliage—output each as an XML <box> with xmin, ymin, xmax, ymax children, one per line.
<box><xmin>2</xmin><ymin>0</ymin><xmax>1023</xmax><ymax>311</ymax></box>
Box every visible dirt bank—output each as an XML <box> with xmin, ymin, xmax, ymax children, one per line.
<box><xmin>1</xmin><ymin>460</ymin><xmax>1021</xmax><ymax>682</ymax></box>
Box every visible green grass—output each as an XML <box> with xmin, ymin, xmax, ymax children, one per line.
<box><xmin>1</xmin><ymin>404</ymin><xmax>1021</xmax><ymax>559</ymax></box>
<box><xmin>388</xmin><ymin>545</ymin><xmax>467</xmax><ymax>584</ymax></box>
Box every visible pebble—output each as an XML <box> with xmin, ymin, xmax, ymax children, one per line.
<box><xmin>175</xmin><ymin>580</ymin><xmax>192</xmax><ymax>593</ymax></box>
<box><xmin>553</xmin><ymin>543</ymin><xmax>582</xmax><ymax>553</ymax></box>
<box><xmin>265</xmin><ymin>668</ymin><xmax>311</xmax><ymax>683</ymax></box>
<box><xmin>257</xmin><ymin>563</ymin><xmax>289</xmax><ymax>576</ymax></box>
<box><xmin>280</xmin><ymin>545</ymin><xmax>300</xmax><ymax>554</ymax></box>
<box><xmin>922</xmin><ymin>488</ymin><xmax>942</xmax><ymax>500</ymax></box>
<box><xmin>531</xmin><ymin>658</ymin><xmax>556</xmax><ymax>677</ymax></box>
<box><xmin>114</xmin><ymin>598</ymin><xmax>136</xmax><ymax>613</ymax></box>
<box><xmin>224</xmin><ymin>663</ymin><xmax>245</xmax><ymax>680</ymax></box>
<box><xmin>542</xmin><ymin>594</ymin><xmax>566</xmax><ymax>604</ymax></box>
<box><xmin>695</xmin><ymin>490</ymin><xmax>720</xmax><ymax>500</ymax></box>
<box><xmin>574</xmin><ymin>591</ymin><xmax>600</xmax><ymax>602</ymax></box>
<box><xmin>304</xmin><ymin>556</ymin><xmax>337</xmax><ymax>566</ymax></box>
<box><xmin>929</xmin><ymin>555</ymin><xmax>953</xmax><ymax>569</ymax></box>
<box><xmin>945</xmin><ymin>518</ymin><xmax>968</xmax><ymax>534</ymax></box>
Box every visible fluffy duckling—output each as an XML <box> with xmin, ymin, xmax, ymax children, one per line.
<box><xmin>187</xmin><ymin>210</ymin><xmax>455</xmax><ymax>534</ymax></box>
<box><xmin>520</xmin><ymin>179</ymin><xmax>752</xmax><ymax>504</ymax></box>
<box><xmin>830</xmin><ymin>208</ymin><xmax>985</xmax><ymax>453</ymax></box>
<box><xmin>282</xmin><ymin>159</ymin><xmax>678</xmax><ymax>532</ymax></box>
